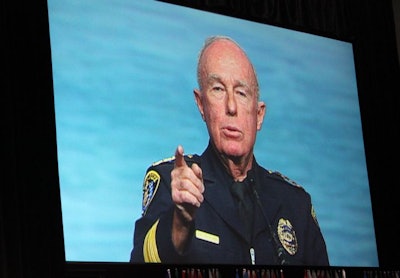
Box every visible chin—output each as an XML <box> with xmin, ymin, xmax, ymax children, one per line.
<box><xmin>221</xmin><ymin>143</ymin><xmax>247</xmax><ymax>158</ymax></box>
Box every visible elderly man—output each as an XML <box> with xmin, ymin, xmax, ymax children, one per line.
<box><xmin>130</xmin><ymin>36</ymin><xmax>329</xmax><ymax>265</ymax></box>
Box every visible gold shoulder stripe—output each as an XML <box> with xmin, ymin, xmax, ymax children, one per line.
<box><xmin>152</xmin><ymin>156</ymin><xmax>175</xmax><ymax>166</ymax></box>
<box><xmin>152</xmin><ymin>154</ymin><xmax>194</xmax><ymax>166</ymax></box>
<box><xmin>274</xmin><ymin>171</ymin><xmax>303</xmax><ymax>189</ymax></box>
<box><xmin>143</xmin><ymin>219</ymin><xmax>161</xmax><ymax>263</ymax></box>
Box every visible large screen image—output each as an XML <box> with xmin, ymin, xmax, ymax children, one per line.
<box><xmin>48</xmin><ymin>0</ymin><xmax>378</xmax><ymax>266</ymax></box>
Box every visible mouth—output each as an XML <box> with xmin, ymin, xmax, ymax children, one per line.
<box><xmin>221</xmin><ymin>125</ymin><xmax>241</xmax><ymax>139</ymax></box>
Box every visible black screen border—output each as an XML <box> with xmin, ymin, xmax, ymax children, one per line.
<box><xmin>3</xmin><ymin>0</ymin><xmax>399</xmax><ymax>277</ymax></box>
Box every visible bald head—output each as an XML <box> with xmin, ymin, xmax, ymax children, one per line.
<box><xmin>196</xmin><ymin>36</ymin><xmax>259</xmax><ymax>99</ymax></box>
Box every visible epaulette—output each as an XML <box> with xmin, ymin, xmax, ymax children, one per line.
<box><xmin>151</xmin><ymin>155</ymin><xmax>175</xmax><ymax>166</ymax></box>
<box><xmin>151</xmin><ymin>154</ymin><xmax>196</xmax><ymax>166</ymax></box>
<box><xmin>270</xmin><ymin>170</ymin><xmax>304</xmax><ymax>189</ymax></box>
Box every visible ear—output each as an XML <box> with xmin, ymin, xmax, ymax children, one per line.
<box><xmin>256</xmin><ymin>101</ymin><xmax>266</xmax><ymax>131</ymax></box>
<box><xmin>194</xmin><ymin>89</ymin><xmax>205</xmax><ymax>121</ymax></box>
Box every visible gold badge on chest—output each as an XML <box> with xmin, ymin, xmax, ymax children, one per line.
<box><xmin>277</xmin><ymin>218</ymin><xmax>298</xmax><ymax>255</ymax></box>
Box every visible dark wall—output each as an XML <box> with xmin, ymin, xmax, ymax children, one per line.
<box><xmin>2</xmin><ymin>0</ymin><xmax>399</xmax><ymax>277</ymax></box>
<box><xmin>392</xmin><ymin>0</ymin><xmax>400</xmax><ymax>65</ymax></box>
<box><xmin>2</xmin><ymin>0</ymin><xmax>65</xmax><ymax>277</ymax></box>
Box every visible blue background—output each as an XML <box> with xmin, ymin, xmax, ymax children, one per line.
<box><xmin>47</xmin><ymin>0</ymin><xmax>377</xmax><ymax>266</ymax></box>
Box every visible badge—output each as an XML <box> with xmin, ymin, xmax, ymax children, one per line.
<box><xmin>311</xmin><ymin>205</ymin><xmax>319</xmax><ymax>227</ymax></box>
<box><xmin>142</xmin><ymin>170</ymin><xmax>161</xmax><ymax>215</ymax></box>
<box><xmin>277</xmin><ymin>218</ymin><xmax>298</xmax><ymax>255</ymax></box>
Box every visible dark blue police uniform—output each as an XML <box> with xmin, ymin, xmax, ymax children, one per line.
<box><xmin>130</xmin><ymin>143</ymin><xmax>329</xmax><ymax>266</ymax></box>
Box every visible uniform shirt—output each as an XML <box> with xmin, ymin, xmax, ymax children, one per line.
<box><xmin>130</xmin><ymin>143</ymin><xmax>329</xmax><ymax>266</ymax></box>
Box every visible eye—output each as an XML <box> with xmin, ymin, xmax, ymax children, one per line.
<box><xmin>238</xmin><ymin>91</ymin><xmax>247</xmax><ymax>97</ymax></box>
<box><xmin>212</xmin><ymin>85</ymin><xmax>224</xmax><ymax>92</ymax></box>
<box><xmin>236</xmin><ymin>90</ymin><xmax>248</xmax><ymax>98</ymax></box>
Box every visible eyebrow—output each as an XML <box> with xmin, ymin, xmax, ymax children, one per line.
<box><xmin>206</xmin><ymin>74</ymin><xmax>252</xmax><ymax>91</ymax></box>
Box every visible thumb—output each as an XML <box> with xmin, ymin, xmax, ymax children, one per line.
<box><xmin>174</xmin><ymin>145</ymin><xmax>187</xmax><ymax>168</ymax></box>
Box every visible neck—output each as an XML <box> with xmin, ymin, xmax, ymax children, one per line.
<box><xmin>218</xmin><ymin>149</ymin><xmax>254</xmax><ymax>182</ymax></box>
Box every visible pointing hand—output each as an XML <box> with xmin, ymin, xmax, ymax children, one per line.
<box><xmin>171</xmin><ymin>145</ymin><xmax>204</xmax><ymax>222</ymax></box>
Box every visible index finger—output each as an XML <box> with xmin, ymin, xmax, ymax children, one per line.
<box><xmin>174</xmin><ymin>145</ymin><xmax>187</xmax><ymax>168</ymax></box>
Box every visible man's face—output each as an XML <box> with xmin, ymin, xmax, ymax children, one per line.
<box><xmin>194</xmin><ymin>39</ymin><xmax>266</xmax><ymax>159</ymax></box>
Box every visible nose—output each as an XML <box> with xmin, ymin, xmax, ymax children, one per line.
<box><xmin>226</xmin><ymin>91</ymin><xmax>237</xmax><ymax>116</ymax></box>
<box><xmin>226</xmin><ymin>92</ymin><xmax>237</xmax><ymax>116</ymax></box>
